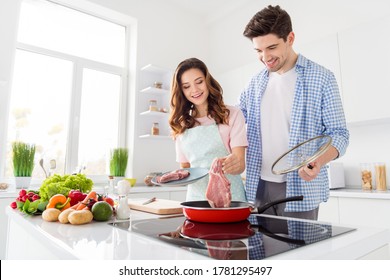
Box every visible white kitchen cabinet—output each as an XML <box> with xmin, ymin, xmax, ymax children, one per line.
<box><xmin>138</xmin><ymin>65</ymin><xmax>172</xmax><ymax>139</ymax></box>
<box><xmin>318</xmin><ymin>196</ymin><xmax>340</xmax><ymax>224</ymax></box>
<box><xmin>338</xmin><ymin>15</ymin><xmax>390</xmax><ymax>123</ymax></box>
<box><xmin>0</xmin><ymin>197</ymin><xmax>14</xmax><ymax>260</ymax></box>
<box><xmin>319</xmin><ymin>192</ymin><xmax>390</xmax><ymax>258</ymax></box>
<box><xmin>319</xmin><ymin>193</ymin><xmax>390</xmax><ymax>229</ymax></box>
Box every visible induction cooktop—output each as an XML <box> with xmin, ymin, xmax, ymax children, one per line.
<box><xmin>109</xmin><ymin>214</ymin><xmax>355</xmax><ymax>260</ymax></box>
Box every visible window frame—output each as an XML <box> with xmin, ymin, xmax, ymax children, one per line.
<box><xmin>2</xmin><ymin>0</ymin><xmax>134</xmax><ymax>185</ymax></box>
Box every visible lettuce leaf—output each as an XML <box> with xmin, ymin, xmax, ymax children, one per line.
<box><xmin>39</xmin><ymin>174</ymin><xmax>93</xmax><ymax>201</ymax></box>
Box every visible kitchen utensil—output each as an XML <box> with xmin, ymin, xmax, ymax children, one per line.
<box><xmin>271</xmin><ymin>135</ymin><xmax>332</xmax><ymax>175</ymax></box>
<box><xmin>39</xmin><ymin>158</ymin><xmax>48</xmax><ymax>178</ymax></box>
<box><xmin>128</xmin><ymin>199</ymin><xmax>183</xmax><ymax>215</ymax></box>
<box><xmin>48</xmin><ymin>159</ymin><xmax>56</xmax><ymax>177</ymax></box>
<box><xmin>151</xmin><ymin>167</ymin><xmax>209</xmax><ymax>186</ymax></box>
<box><xmin>180</xmin><ymin>195</ymin><xmax>303</xmax><ymax>223</ymax></box>
<box><xmin>142</xmin><ymin>197</ymin><xmax>156</xmax><ymax>205</ymax></box>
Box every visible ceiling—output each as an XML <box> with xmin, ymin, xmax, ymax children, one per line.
<box><xmin>165</xmin><ymin>0</ymin><xmax>249</xmax><ymax>22</ymax></box>
<box><xmin>166</xmin><ymin>0</ymin><xmax>232</xmax><ymax>16</ymax></box>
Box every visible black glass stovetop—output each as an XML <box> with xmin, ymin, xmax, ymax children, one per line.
<box><xmin>110</xmin><ymin>214</ymin><xmax>355</xmax><ymax>260</ymax></box>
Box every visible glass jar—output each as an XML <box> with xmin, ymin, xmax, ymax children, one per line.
<box><xmin>149</xmin><ymin>100</ymin><xmax>158</xmax><ymax>111</ymax></box>
<box><xmin>360</xmin><ymin>163</ymin><xmax>374</xmax><ymax>190</ymax></box>
<box><xmin>154</xmin><ymin>82</ymin><xmax>162</xmax><ymax>89</ymax></box>
<box><xmin>105</xmin><ymin>175</ymin><xmax>115</xmax><ymax>196</ymax></box>
<box><xmin>375</xmin><ymin>163</ymin><xmax>387</xmax><ymax>191</ymax></box>
<box><xmin>151</xmin><ymin>122</ymin><xmax>159</xmax><ymax>135</ymax></box>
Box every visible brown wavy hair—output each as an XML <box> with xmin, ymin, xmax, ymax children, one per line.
<box><xmin>169</xmin><ymin>58</ymin><xmax>229</xmax><ymax>138</ymax></box>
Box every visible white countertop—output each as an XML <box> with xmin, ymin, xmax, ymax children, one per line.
<box><xmin>330</xmin><ymin>188</ymin><xmax>390</xmax><ymax>199</ymax></box>
<box><xmin>3</xmin><ymin>185</ymin><xmax>389</xmax><ymax>199</ymax></box>
<box><xmin>0</xmin><ymin>185</ymin><xmax>186</xmax><ymax>199</ymax></box>
<box><xmin>5</xmin><ymin>206</ymin><xmax>390</xmax><ymax>260</ymax></box>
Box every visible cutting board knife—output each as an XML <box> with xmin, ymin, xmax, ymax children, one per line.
<box><xmin>128</xmin><ymin>199</ymin><xmax>183</xmax><ymax>215</ymax></box>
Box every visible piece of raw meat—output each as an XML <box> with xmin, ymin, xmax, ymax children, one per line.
<box><xmin>156</xmin><ymin>169</ymin><xmax>190</xmax><ymax>183</ymax></box>
<box><xmin>206</xmin><ymin>158</ymin><xmax>231</xmax><ymax>208</ymax></box>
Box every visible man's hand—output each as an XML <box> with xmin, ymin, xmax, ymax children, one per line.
<box><xmin>298</xmin><ymin>162</ymin><xmax>320</xmax><ymax>181</ymax></box>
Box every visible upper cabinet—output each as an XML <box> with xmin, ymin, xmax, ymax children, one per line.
<box><xmin>138</xmin><ymin>64</ymin><xmax>173</xmax><ymax>139</ymax></box>
<box><xmin>338</xmin><ymin>16</ymin><xmax>390</xmax><ymax>124</ymax></box>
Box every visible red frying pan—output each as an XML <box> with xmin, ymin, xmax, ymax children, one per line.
<box><xmin>180</xmin><ymin>196</ymin><xmax>303</xmax><ymax>223</ymax></box>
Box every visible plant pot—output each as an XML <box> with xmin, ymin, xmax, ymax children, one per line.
<box><xmin>14</xmin><ymin>176</ymin><xmax>32</xmax><ymax>189</ymax></box>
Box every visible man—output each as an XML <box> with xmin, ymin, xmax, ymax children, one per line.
<box><xmin>239</xmin><ymin>5</ymin><xmax>349</xmax><ymax>220</ymax></box>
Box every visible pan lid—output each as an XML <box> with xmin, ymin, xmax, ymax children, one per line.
<box><xmin>271</xmin><ymin>135</ymin><xmax>332</xmax><ymax>175</ymax></box>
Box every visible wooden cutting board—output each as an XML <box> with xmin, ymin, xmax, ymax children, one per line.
<box><xmin>128</xmin><ymin>199</ymin><xmax>183</xmax><ymax>215</ymax></box>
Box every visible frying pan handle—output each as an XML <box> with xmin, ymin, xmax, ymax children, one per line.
<box><xmin>253</xmin><ymin>225</ymin><xmax>306</xmax><ymax>245</ymax></box>
<box><xmin>256</xmin><ymin>195</ymin><xmax>304</xmax><ymax>214</ymax></box>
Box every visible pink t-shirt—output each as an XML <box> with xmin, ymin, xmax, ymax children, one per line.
<box><xmin>175</xmin><ymin>105</ymin><xmax>248</xmax><ymax>163</ymax></box>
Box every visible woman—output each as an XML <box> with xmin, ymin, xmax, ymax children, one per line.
<box><xmin>169</xmin><ymin>58</ymin><xmax>247</xmax><ymax>202</ymax></box>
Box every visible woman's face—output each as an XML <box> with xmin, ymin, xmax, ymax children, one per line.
<box><xmin>180</xmin><ymin>68</ymin><xmax>209</xmax><ymax>111</ymax></box>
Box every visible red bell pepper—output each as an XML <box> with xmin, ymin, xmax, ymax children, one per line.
<box><xmin>68</xmin><ymin>190</ymin><xmax>87</xmax><ymax>206</ymax></box>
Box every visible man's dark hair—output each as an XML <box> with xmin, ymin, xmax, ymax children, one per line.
<box><xmin>243</xmin><ymin>5</ymin><xmax>292</xmax><ymax>41</ymax></box>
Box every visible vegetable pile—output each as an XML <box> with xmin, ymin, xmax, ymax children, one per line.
<box><xmin>10</xmin><ymin>189</ymin><xmax>48</xmax><ymax>215</ymax></box>
<box><xmin>39</xmin><ymin>173</ymin><xmax>93</xmax><ymax>201</ymax></box>
<box><xmin>41</xmin><ymin>191</ymin><xmax>114</xmax><ymax>224</ymax></box>
<box><xmin>10</xmin><ymin>174</ymin><xmax>116</xmax><ymax>225</ymax></box>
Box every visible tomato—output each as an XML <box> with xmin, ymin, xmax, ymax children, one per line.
<box><xmin>104</xmin><ymin>197</ymin><xmax>115</xmax><ymax>207</ymax></box>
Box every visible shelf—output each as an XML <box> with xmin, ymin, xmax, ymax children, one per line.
<box><xmin>141</xmin><ymin>64</ymin><xmax>171</xmax><ymax>74</ymax></box>
<box><xmin>140</xmin><ymin>86</ymin><xmax>169</xmax><ymax>95</ymax></box>
<box><xmin>140</xmin><ymin>110</ymin><xmax>168</xmax><ymax>116</ymax></box>
<box><xmin>139</xmin><ymin>134</ymin><xmax>172</xmax><ymax>140</ymax></box>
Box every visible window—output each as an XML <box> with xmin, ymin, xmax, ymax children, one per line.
<box><xmin>5</xmin><ymin>0</ymin><xmax>129</xmax><ymax>183</ymax></box>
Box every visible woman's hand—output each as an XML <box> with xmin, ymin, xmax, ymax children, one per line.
<box><xmin>221</xmin><ymin>147</ymin><xmax>245</xmax><ymax>175</ymax></box>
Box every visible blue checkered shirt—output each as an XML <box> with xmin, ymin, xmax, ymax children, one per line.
<box><xmin>239</xmin><ymin>54</ymin><xmax>349</xmax><ymax>212</ymax></box>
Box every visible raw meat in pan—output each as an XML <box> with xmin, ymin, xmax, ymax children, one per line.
<box><xmin>156</xmin><ymin>169</ymin><xmax>190</xmax><ymax>183</ymax></box>
<box><xmin>206</xmin><ymin>158</ymin><xmax>231</xmax><ymax>208</ymax></box>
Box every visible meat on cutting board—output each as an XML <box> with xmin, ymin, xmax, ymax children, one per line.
<box><xmin>206</xmin><ymin>158</ymin><xmax>231</xmax><ymax>208</ymax></box>
<box><xmin>156</xmin><ymin>169</ymin><xmax>190</xmax><ymax>183</ymax></box>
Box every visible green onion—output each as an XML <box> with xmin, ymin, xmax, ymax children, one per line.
<box><xmin>109</xmin><ymin>148</ymin><xmax>128</xmax><ymax>176</ymax></box>
<box><xmin>12</xmin><ymin>141</ymin><xmax>36</xmax><ymax>177</ymax></box>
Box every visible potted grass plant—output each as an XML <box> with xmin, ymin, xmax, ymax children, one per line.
<box><xmin>12</xmin><ymin>141</ymin><xmax>36</xmax><ymax>189</ymax></box>
<box><xmin>109</xmin><ymin>147</ymin><xmax>128</xmax><ymax>185</ymax></box>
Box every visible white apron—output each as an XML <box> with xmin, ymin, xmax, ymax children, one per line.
<box><xmin>180</xmin><ymin>123</ymin><xmax>247</xmax><ymax>202</ymax></box>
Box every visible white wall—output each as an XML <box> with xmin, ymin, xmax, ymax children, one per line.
<box><xmin>0</xmin><ymin>0</ymin><xmax>210</xmax><ymax>184</ymax></box>
<box><xmin>207</xmin><ymin>0</ymin><xmax>390</xmax><ymax>187</ymax></box>
<box><xmin>1</xmin><ymin>0</ymin><xmax>389</xmax><ymax>187</ymax></box>
<box><xmin>87</xmin><ymin>0</ymin><xmax>211</xmax><ymax>182</ymax></box>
